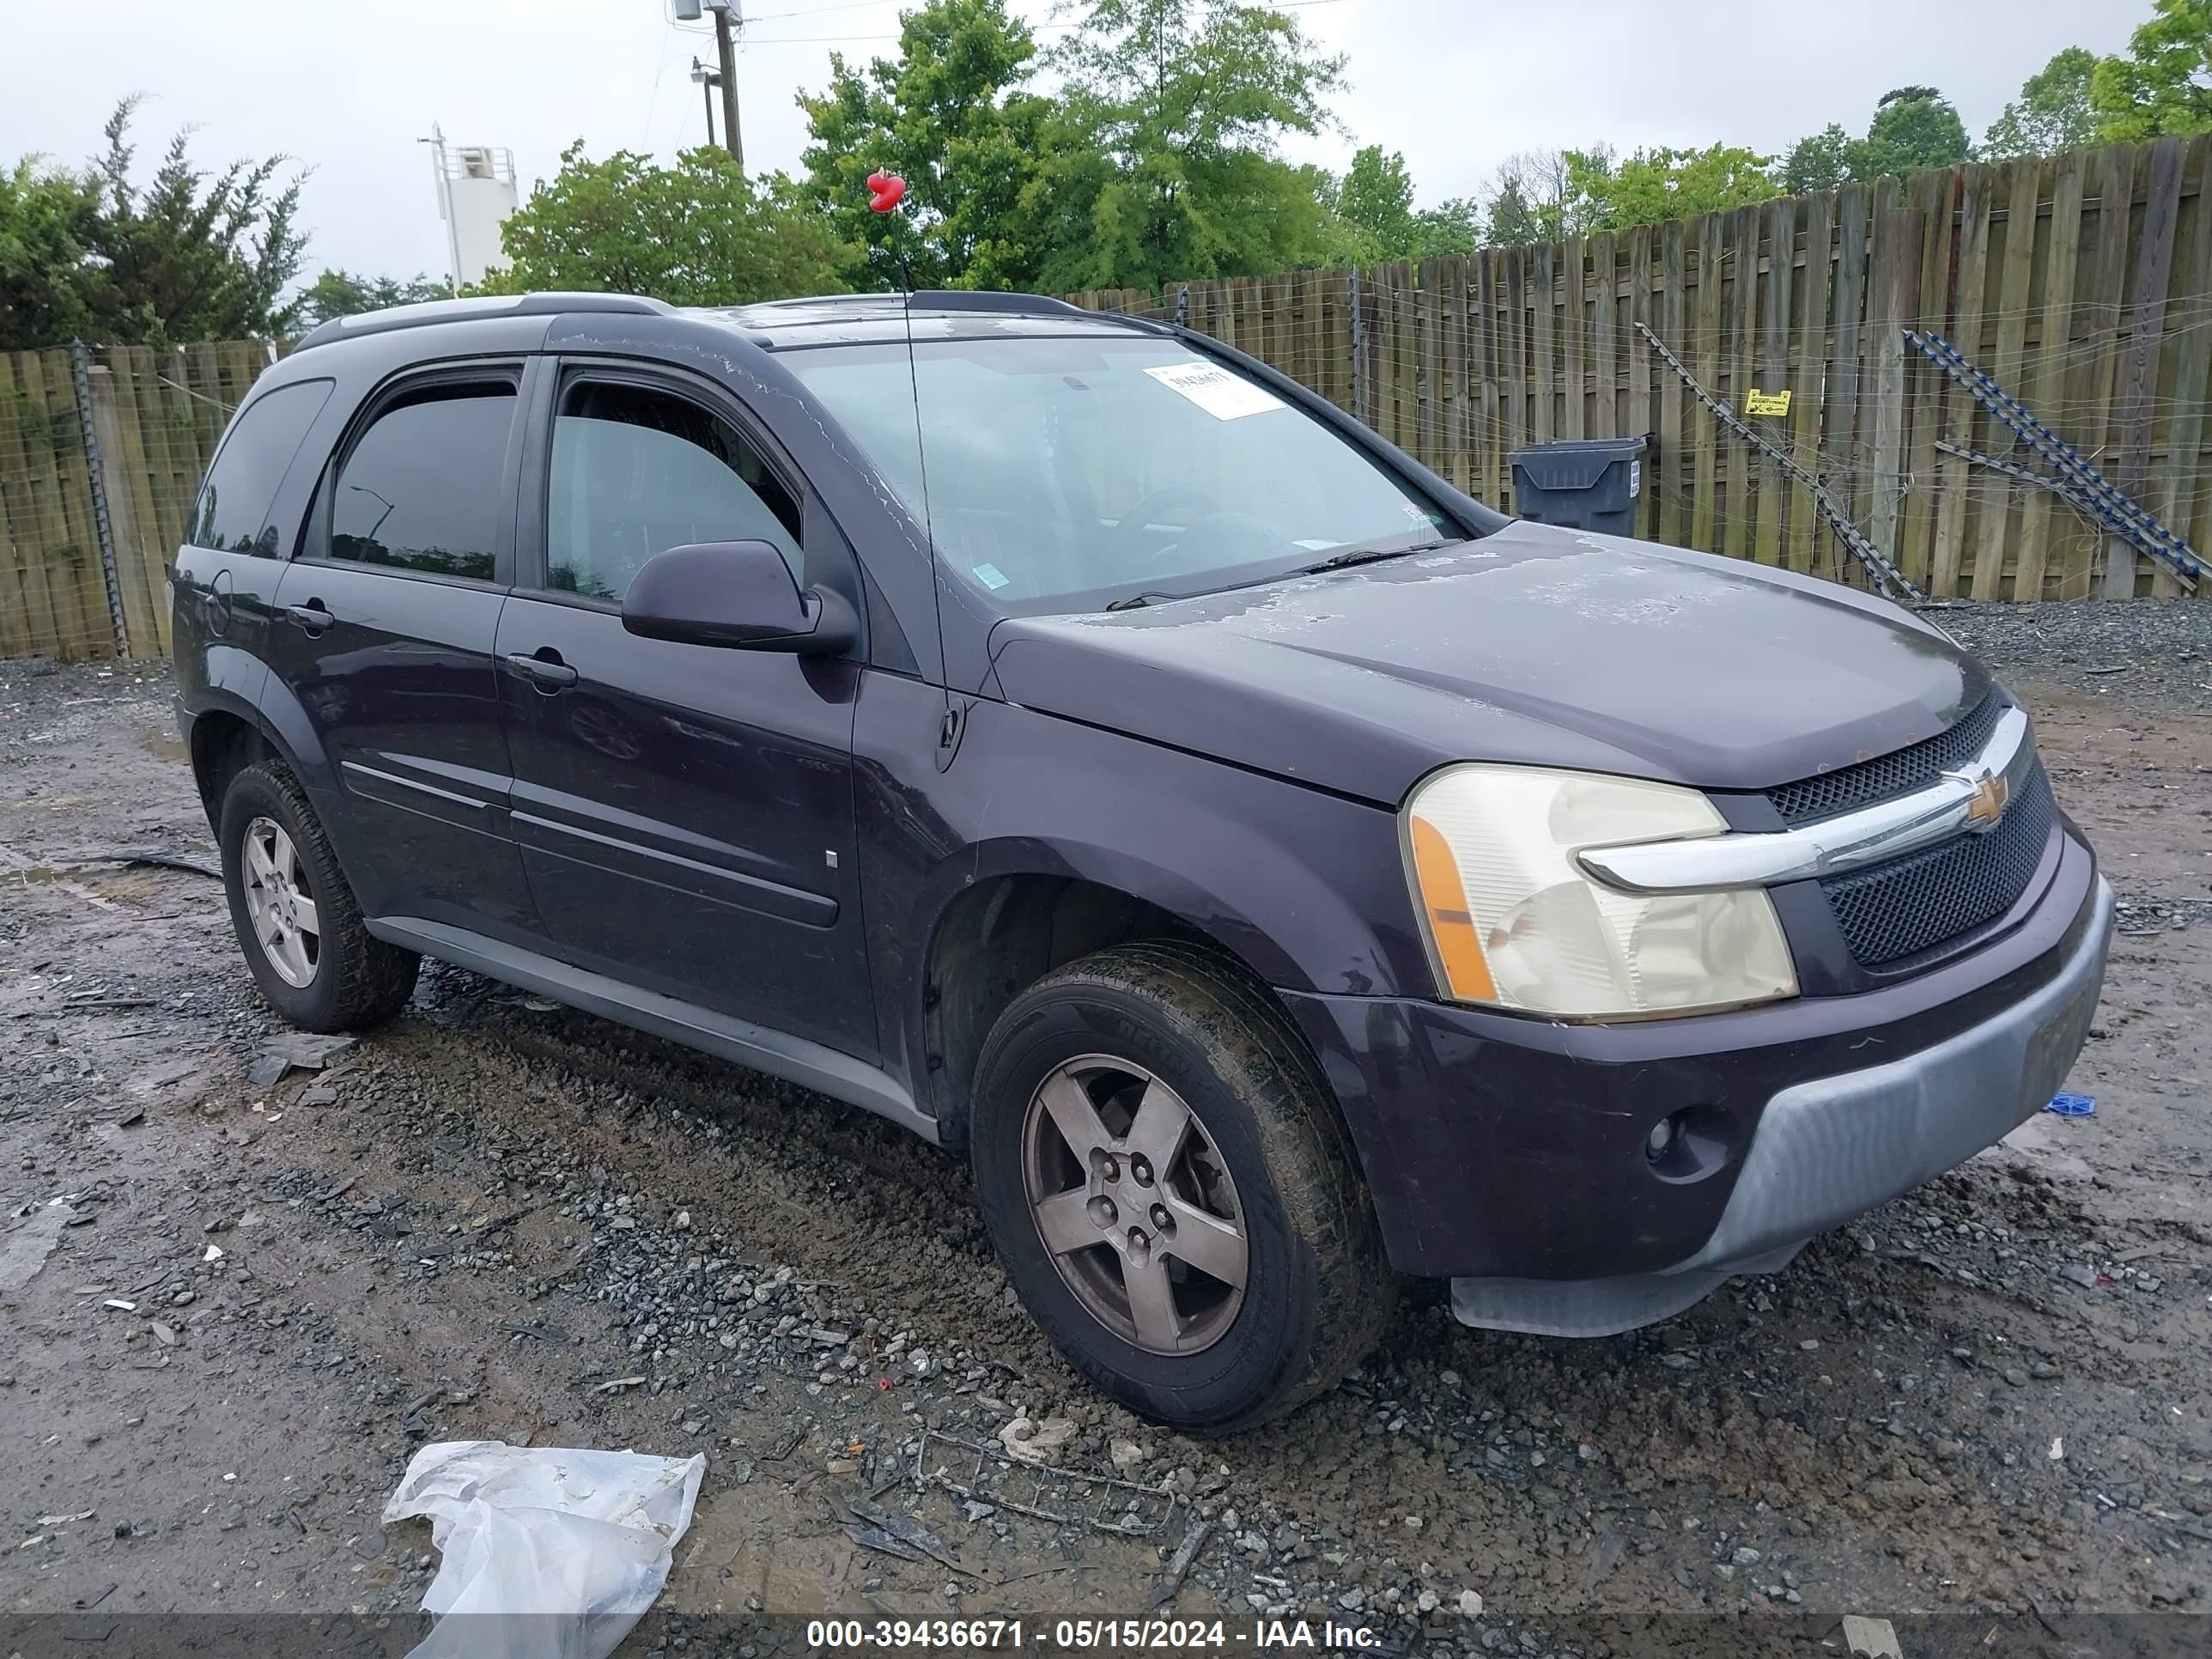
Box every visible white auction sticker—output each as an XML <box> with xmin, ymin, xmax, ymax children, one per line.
<box><xmin>1143</xmin><ymin>361</ymin><xmax>1285</xmax><ymax>420</ymax></box>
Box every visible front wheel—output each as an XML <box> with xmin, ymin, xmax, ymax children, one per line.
<box><xmin>969</xmin><ymin>941</ymin><xmax>1399</xmax><ymax>1431</ymax></box>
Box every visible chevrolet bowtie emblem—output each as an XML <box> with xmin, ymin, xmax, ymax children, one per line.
<box><xmin>1950</xmin><ymin>767</ymin><xmax>2009</xmax><ymax>832</ymax></box>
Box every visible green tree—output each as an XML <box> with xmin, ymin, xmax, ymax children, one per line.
<box><xmin>2092</xmin><ymin>0</ymin><xmax>2212</xmax><ymax>142</ymax></box>
<box><xmin>796</xmin><ymin>0</ymin><xmax>1060</xmax><ymax>290</ymax></box>
<box><xmin>1406</xmin><ymin>196</ymin><xmax>1482</xmax><ymax>258</ymax></box>
<box><xmin>296</xmin><ymin>268</ymin><xmax>451</xmax><ymax>325</ymax></box>
<box><xmin>58</xmin><ymin>98</ymin><xmax>308</xmax><ymax>345</ymax></box>
<box><xmin>1580</xmin><ymin>143</ymin><xmax>1778</xmax><ymax>229</ymax></box>
<box><xmin>1035</xmin><ymin>0</ymin><xmax>1350</xmax><ymax>291</ymax></box>
<box><xmin>483</xmin><ymin>143</ymin><xmax>848</xmax><ymax>304</ymax></box>
<box><xmin>0</xmin><ymin>157</ymin><xmax>100</xmax><ymax>349</ymax></box>
<box><xmin>1484</xmin><ymin>176</ymin><xmax>1539</xmax><ymax>246</ymax></box>
<box><xmin>1334</xmin><ymin>143</ymin><xmax>1415</xmax><ymax>249</ymax></box>
<box><xmin>1984</xmin><ymin>46</ymin><xmax>2100</xmax><ymax>158</ymax></box>
<box><xmin>1780</xmin><ymin>124</ymin><xmax>1850</xmax><ymax>195</ymax></box>
<box><xmin>1847</xmin><ymin>85</ymin><xmax>1971</xmax><ymax>179</ymax></box>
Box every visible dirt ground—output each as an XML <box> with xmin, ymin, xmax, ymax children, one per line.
<box><xmin>2</xmin><ymin>605</ymin><xmax>2209</xmax><ymax>1656</ymax></box>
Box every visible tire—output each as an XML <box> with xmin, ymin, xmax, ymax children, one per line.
<box><xmin>218</xmin><ymin>760</ymin><xmax>418</xmax><ymax>1033</ymax></box>
<box><xmin>969</xmin><ymin>940</ymin><xmax>1399</xmax><ymax>1431</ymax></box>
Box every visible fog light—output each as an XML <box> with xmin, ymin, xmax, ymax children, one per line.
<box><xmin>1646</xmin><ymin>1115</ymin><xmax>1678</xmax><ymax>1161</ymax></box>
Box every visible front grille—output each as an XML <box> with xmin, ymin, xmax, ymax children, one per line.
<box><xmin>1817</xmin><ymin>760</ymin><xmax>2056</xmax><ymax>969</ymax></box>
<box><xmin>1767</xmin><ymin>693</ymin><xmax>2003</xmax><ymax>825</ymax></box>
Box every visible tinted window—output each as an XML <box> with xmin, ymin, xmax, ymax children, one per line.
<box><xmin>187</xmin><ymin>380</ymin><xmax>334</xmax><ymax>556</ymax></box>
<box><xmin>545</xmin><ymin>380</ymin><xmax>803</xmax><ymax>601</ymax></box>
<box><xmin>330</xmin><ymin>382</ymin><xmax>515</xmax><ymax>580</ymax></box>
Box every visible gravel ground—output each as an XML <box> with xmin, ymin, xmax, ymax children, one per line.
<box><xmin>1</xmin><ymin>617</ymin><xmax>2209</xmax><ymax>1656</ymax></box>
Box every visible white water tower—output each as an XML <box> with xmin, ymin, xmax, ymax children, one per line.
<box><xmin>423</xmin><ymin>125</ymin><xmax>519</xmax><ymax>291</ymax></box>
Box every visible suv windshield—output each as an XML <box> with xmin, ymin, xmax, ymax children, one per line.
<box><xmin>780</xmin><ymin>335</ymin><xmax>1457</xmax><ymax>612</ymax></box>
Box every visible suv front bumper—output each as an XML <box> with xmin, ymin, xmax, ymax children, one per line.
<box><xmin>1278</xmin><ymin>829</ymin><xmax>2112</xmax><ymax>1334</ymax></box>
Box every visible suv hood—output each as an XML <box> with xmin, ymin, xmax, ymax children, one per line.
<box><xmin>988</xmin><ymin>523</ymin><xmax>1989</xmax><ymax>806</ymax></box>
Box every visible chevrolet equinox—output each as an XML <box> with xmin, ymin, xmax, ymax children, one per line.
<box><xmin>171</xmin><ymin>290</ymin><xmax>2112</xmax><ymax>1430</ymax></box>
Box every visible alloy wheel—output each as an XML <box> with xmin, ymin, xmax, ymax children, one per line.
<box><xmin>1019</xmin><ymin>1055</ymin><xmax>1249</xmax><ymax>1354</ymax></box>
<box><xmin>240</xmin><ymin>816</ymin><xmax>320</xmax><ymax>988</ymax></box>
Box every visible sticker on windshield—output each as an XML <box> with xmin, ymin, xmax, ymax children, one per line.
<box><xmin>1143</xmin><ymin>362</ymin><xmax>1285</xmax><ymax>421</ymax></box>
<box><xmin>971</xmin><ymin>562</ymin><xmax>1011</xmax><ymax>591</ymax></box>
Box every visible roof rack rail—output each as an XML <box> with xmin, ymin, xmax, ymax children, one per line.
<box><xmin>908</xmin><ymin>289</ymin><xmax>1089</xmax><ymax>318</ymax></box>
<box><xmin>293</xmin><ymin>292</ymin><xmax>675</xmax><ymax>353</ymax></box>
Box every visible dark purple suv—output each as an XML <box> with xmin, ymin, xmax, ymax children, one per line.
<box><xmin>172</xmin><ymin>290</ymin><xmax>2112</xmax><ymax>1430</ymax></box>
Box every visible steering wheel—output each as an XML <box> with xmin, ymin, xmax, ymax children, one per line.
<box><xmin>1112</xmin><ymin>487</ymin><xmax>1288</xmax><ymax>569</ymax></box>
<box><xmin>1110</xmin><ymin>485</ymin><xmax>1222</xmax><ymax>556</ymax></box>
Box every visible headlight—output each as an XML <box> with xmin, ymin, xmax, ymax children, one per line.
<box><xmin>1402</xmin><ymin>765</ymin><xmax>1797</xmax><ymax>1019</ymax></box>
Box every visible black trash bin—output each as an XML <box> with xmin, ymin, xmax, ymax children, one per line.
<box><xmin>1509</xmin><ymin>434</ymin><xmax>1651</xmax><ymax>537</ymax></box>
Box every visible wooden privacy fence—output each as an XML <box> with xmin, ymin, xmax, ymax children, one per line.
<box><xmin>1070</xmin><ymin>134</ymin><xmax>2212</xmax><ymax>605</ymax></box>
<box><xmin>6</xmin><ymin>134</ymin><xmax>2211</xmax><ymax>662</ymax></box>
<box><xmin>0</xmin><ymin>341</ymin><xmax>278</xmax><ymax>662</ymax></box>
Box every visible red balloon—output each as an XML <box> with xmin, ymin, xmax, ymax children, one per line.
<box><xmin>866</xmin><ymin>171</ymin><xmax>907</xmax><ymax>213</ymax></box>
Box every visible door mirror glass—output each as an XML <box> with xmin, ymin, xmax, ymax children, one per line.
<box><xmin>621</xmin><ymin>540</ymin><xmax>856</xmax><ymax>654</ymax></box>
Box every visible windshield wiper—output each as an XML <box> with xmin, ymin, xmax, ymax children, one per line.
<box><xmin>1103</xmin><ymin>590</ymin><xmax>1181</xmax><ymax>611</ymax></box>
<box><xmin>1304</xmin><ymin>537</ymin><xmax>1458</xmax><ymax>574</ymax></box>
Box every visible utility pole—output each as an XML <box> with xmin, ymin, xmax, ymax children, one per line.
<box><xmin>706</xmin><ymin>0</ymin><xmax>743</xmax><ymax>168</ymax></box>
<box><xmin>690</xmin><ymin>57</ymin><xmax>720</xmax><ymax>149</ymax></box>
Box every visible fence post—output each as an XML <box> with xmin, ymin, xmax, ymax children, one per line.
<box><xmin>1349</xmin><ymin>267</ymin><xmax>1366</xmax><ymax>428</ymax></box>
<box><xmin>69</xmin><ymin>338</ymin><xmax>131</xmax><ymax>659</ymax></box>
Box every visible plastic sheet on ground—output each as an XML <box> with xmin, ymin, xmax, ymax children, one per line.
<box><xmin>382</xmin><ymin>1439</ymin><xmax>707</xmax><ymax>1659</ymax></box>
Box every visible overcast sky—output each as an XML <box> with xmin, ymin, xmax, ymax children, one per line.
<box><xmin>3</xmin><ymin>0</ymin><xmax>2144</xmax><ymax>290</ymax></box>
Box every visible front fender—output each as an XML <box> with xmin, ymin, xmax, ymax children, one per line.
<box><xmin>854</xmin><ymin>679</ymin><xmax>1434</xmax><ymax>1113</ymax></box>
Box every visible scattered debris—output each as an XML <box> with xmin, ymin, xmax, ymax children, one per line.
<box><xmin>917</xmin><ymin>1429</ymin><xmax>1177</xmax><ymax>1538</ymax></box>
<box><xmin>999</xmin><ymin>1414</ymin><xmax>1077</xmax><ymax>1465</ymax></box>
<box><xmin>2046</xmin><ymin>1092</ymin><xmax>2097</xmax><ymax>1118</ymax></box>
<box><xmin>0</xmin><ymin>1200</ymin><xmax>74</xmax><ymax>1293</ymax></box>
<box><xmin>849</xmin><ymin>1498</ymin><xmax>975</xmax><ymax>1577</ymax></box>
<box><xmin>592</xmin><ymin>1375</ymin><xmax>648</xmax><ymax>1395</ymax></box>
<box><xmin>382</xmin><ymin>1441</ymin><xmax>705</xmax><ymax>1659</ymax></box>
<box><xmin>1842</xmin><ymin>1614</ymin><xmax>1904</xmax><ymax>1659</ymax></box>
<box><xmin>1145</xmin><ymin>1517</ymin><xmax>1212</xmax><ymax>1610</ymax></box>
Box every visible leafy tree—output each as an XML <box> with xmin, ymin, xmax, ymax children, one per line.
<box><xmin>1334</xmin><ymin>143</ymin><xmax>1415</xmax><ymax>248</ymax></box>
<box><xmin>1484</xmin><ymin>176</ymin><xmax>1539</xmax><ymax>246</ymax></box>
<box><xmin>7</xmin><ymin>99</ymin><xmax>313</xmax><ymax>347</ymax></box>
<box><xmin>1846</xmin><ymin>85</ymin><xmax>1971</xmax><ymax>180</ymax></box>
<box><xmin>2091</xmin><ymin>0</ymin><xmax>2212</xmax><ymax>142</ymax></box>
<box><xmin>0</xmin><ymin>158</ymin><xmax>100</xmax><ymax>349</ymax></box>
<box><xmin>480</xmin><ymin>143</ymin><xmax>848</xmax><ymax>304</ymax></box>
<box><xmin>1406</xmin><ymin>197</ymin><xmax>1483</xmax><ymax>258</ymax></box>
<box><xmin>1034</xmin><ymin>0</ymin><xmax>1350</xmax><ymax>291</ymax></box>
<box><xmin>796</xmin><ymin>0</ymin><xmax>1060</xmax><ymax>290</ymax></box>
<box><xmin>1579</xmin><ymin>143</ymin><xmax>1778</xmax><ymax>229</ymax></box>
<box><xmin>1483</xmin><ymin>148</ymin><xmax>1599</xmax><ymax>244</ymax></box>
<box><xmin>1984</xmin><ymin>46</ymin><xmax>2100</xmax><ymax>158</ymax></box>
<box><xmin>1780</xmin><ymin>124</ymin><xmax>1851</xmax><ymax>195</ymax></box>
<box><xmin>296</xmin><ymin>268</ymin><xmax>451</xmax><ymax>325</ymax></box>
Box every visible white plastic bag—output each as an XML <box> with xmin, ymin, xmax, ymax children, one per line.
<box><xmin>382</xmin><ymin>1439</ymin><xmax>707</xmax><ymax>1659</ymax></box>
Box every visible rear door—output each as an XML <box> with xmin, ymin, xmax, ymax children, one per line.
<box><xmin>495</xmin><ymin>360</ymin><xmax>874</xmax><ymax>1055</ymax></box>
<box><xmin>265</xmin><ymin>363</ymin><xmax>538</xmax><ymax>939</ymax></box>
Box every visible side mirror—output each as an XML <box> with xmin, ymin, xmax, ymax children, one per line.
<box><xmin>621</xmin><ymin>540</ymin><xmax>858</xmax><ymax>656</ymax></box>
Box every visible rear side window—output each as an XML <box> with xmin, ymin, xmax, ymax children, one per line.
<box><xmin>329</xmin><ymin>381</ymin><xmax>516</xmax><ymax>580</ymax></box>
<box><xmin>187</xmin><ymin>380</ymin><xmax>334</xmax><ymax>556</ymax></box>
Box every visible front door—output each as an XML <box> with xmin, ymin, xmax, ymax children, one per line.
<box><xmin>265</xmin><ymin>367</ymin><xmax>538</xmax><ymax>939</ymax></box>
<box><xmin>495</xmin><ymin>365</ymin><xmax>874</xmax><ymax>1056</ymax></box>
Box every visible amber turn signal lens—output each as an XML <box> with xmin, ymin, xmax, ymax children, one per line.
<box><xmin>1408</xmin><ymin>815</ymin><xmax>1498</xmax><ymax>1003</ymax></box>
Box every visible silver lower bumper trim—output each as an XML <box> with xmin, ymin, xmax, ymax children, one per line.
<box><xmin>1451</xmin><ymin>876</ymin><xmax>2114</xmax><ymax>1339</ymax></box>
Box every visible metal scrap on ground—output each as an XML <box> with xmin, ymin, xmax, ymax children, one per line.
<box><xmin>913</xmin><ymin>1427</ymin><xmax>1178</xmax><ymax>1538</ymax></box>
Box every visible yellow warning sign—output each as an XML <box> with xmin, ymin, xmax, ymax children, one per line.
<box><xmin>1744</xmin><ymin>388</ymin><xmax>1792</xmax><ymax>416</ymax></box>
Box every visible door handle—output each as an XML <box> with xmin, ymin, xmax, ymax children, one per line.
<box><xmin>286</xmin><ymin>601</ymin><xmax>335</xmax><ymax>633</ymax></box>
<box><xmin>503</xmin><ymin>650</ymin><xmax>579</xmax><ymax>690</ymax></box>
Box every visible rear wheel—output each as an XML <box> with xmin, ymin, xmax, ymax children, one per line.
<box><xmin>970</xmin><ymin>941</ymin><xmax>1398</xmax><ymax>1431</ymax></box>
<box><xmin>219</xmin><ymin>762</ymin><xmax>418</xmax><ymax>1032</ymax></box>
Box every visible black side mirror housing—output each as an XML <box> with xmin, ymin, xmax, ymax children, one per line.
<box><xmin>621</xmin><ymin>540</ymin><xmax>858</xmax><ymax>656</ymax></box>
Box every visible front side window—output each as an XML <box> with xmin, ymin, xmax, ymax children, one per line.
<box><xmin>544</xmin><ymin>380</ymin><xmax>803</xmax><ymax>602</ymax></box>
<box><xmin>188</xmin><ymin>380</ymin><xmax>334</xmax><ymax>556</ymax></box>
<box><xmin>329</xmin><ymin>381</ymin><xmax>515</xmax><ymax>580</ymax></box>
<box><xmin>780</xmin><ymin>336</ymin><xmax>1455</xmax><ymax>612</ymax></box>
